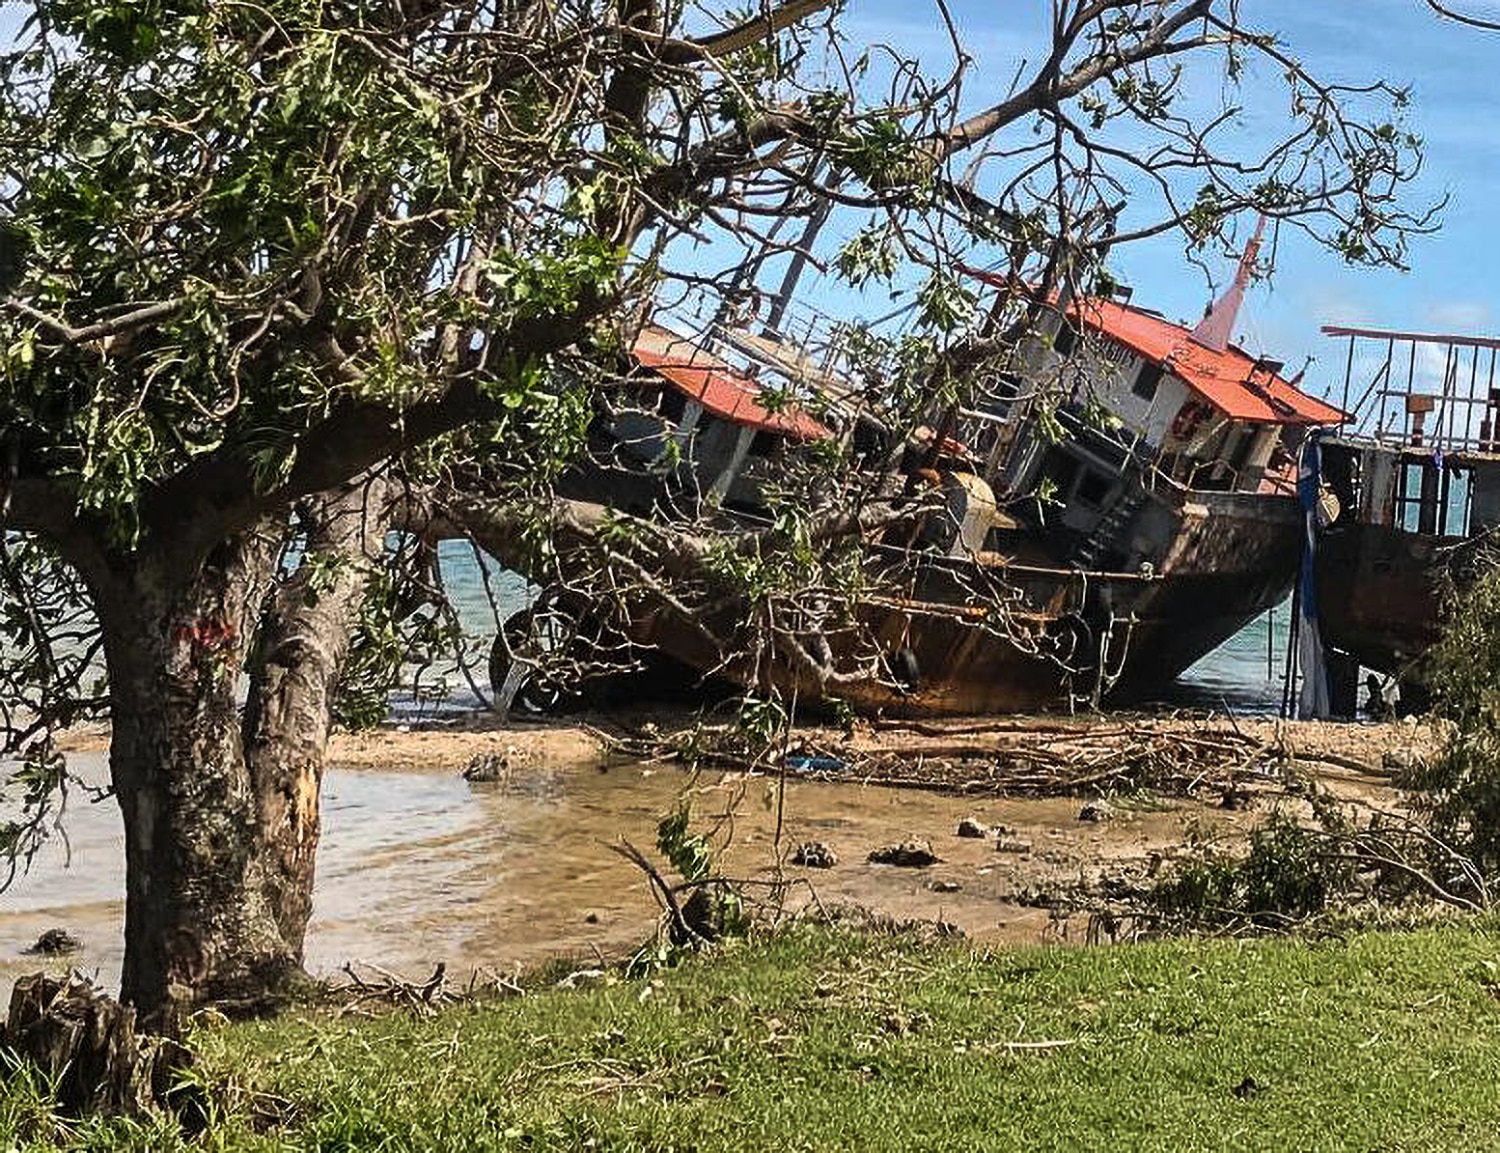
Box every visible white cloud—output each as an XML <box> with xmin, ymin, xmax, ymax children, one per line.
<box><xmin>1422</xmin><ymin>300</ymin><xmax>1494</xmax><ymax>332</ymax></box>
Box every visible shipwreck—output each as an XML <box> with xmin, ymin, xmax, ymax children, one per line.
<box><xmin>1310</xmin><ymin>324</ymin><xmax>1500</xmax><ymax>714</ymax></box>
<box><xmin>481</xmin><ymin>229</ymin><xmax>1345</xmax><ymax>717</ymax></box>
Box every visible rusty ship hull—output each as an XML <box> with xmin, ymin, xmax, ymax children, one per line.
<box><xmin>1308</xmin><ymin>323</ymin><xmax>1500</xmax><ymax>710</ymax></box>
<box><xmin>484</xmin><ymin>229</ymin><xmax>1336</xmax><ymax>717</ymax></box>
<box><xmin>1314</xmin><ymin>432</ymin><xmax>1498</xmax><ymax>702</ymax></box>
<box><xmin>594</xmin><ymin>487</ymin><xmax>1304</xmax><ymax>718</ymax></box>
<box><xmin>1314</xmin><ymin>520</ymin><xmax>1458</xmax><ymax>676</ymax></box>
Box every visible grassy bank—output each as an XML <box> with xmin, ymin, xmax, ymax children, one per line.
<box><xmin>6</xmin><ymin>922</ymin><xmax>1500</xmax><ymax>1151</ymax></box>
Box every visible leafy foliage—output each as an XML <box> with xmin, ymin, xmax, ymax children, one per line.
<box><xmin>1411</xmin><ymin>554</ymin><xmax>1500</xmax><ymax>876</ymax></box>
<box><xmin>656</xmin><ymin>802</ymin><xmax>717</xmax><ymax>884</ymax></box>
<box><xmin>0</xmin><ymin>0</ymin><xmax>1438</xmax><ymax>541</ymax></box>
<box><xmin>1150</xmin><ymin>803</ymin><xmax>1356</xmax><ymax>929</ymax></box>
<box><xmin>651</xmin><ymin>798</ymin><xmax>749</xmax><ymax>957</ymax></box>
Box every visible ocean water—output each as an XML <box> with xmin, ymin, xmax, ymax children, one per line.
<box><xmin>1168</xmin><ymin>607</ymin><xmax>1286</xmax><ymax>715</ymax></box>
<box><xmin>431</xmin><ymin>540</ymin><xmax>1289</xmax><ymax>717</ymax></box>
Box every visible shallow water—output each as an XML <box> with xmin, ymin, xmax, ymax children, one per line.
<box><xmin>1166</xmin><ymin>605</ymin><xmax>1287</xmax><ymax>714</ymax></box>
<box><xmin>1</xmin><ymin>752</ymin><xmax>1224</xmax><ymax>997</ymax></box>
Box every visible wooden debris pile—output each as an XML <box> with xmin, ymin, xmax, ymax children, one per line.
<box><xmin>835</xmin><ymin>721</ymin><xmax>1282</xmax><ymax>798</ymax></box>
<box><xmin>331</xmin><ymin>961</ymin><xmax>525</xmax><ymax>1016</ymax></box>
<box><xmin>611</xmin><ymin>713</ymin><xmax>1400</xmax><ymax>802</ymax></box>
<box><xmin>334</xmin><ymin>961</ymin><xmax>456</xmax><ymax>1015</ymax></box>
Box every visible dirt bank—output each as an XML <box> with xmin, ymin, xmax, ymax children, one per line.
<box><xmin>54</xmin><ymin>714</ymin><xmax>611</xmax><ymax>771</ymax></box>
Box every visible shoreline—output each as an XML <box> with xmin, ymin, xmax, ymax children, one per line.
<box><xmin>13</xmin><ymin>707</ymin><xmax>1434</xmax><ymax>1003</ymax></box>
<box><xmin>53</xmin><ymin>708</ymin><xmax>1433</xmax><ymax>775</ymax></box>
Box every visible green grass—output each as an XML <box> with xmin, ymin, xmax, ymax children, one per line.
<box><xmin>7</xmin><ymin>923</ymin><xmax>1500</xmax><ymax>1151</ymax></box>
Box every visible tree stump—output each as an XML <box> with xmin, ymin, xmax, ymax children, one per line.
<box><xmin>2</xmin><ymin>972</ymin><xmax>163</xmax><ymax>1116</ymax></box>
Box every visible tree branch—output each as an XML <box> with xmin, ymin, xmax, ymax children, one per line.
<box><xmin>1425</xmin><ymin>0</ymin><xmax>1500</xmax><ymax>31</ymax></box>
<box><xmin>3</xmin><ymin>295</ymin><xmax>188</xmax><ymax>347</ymax></box>
<box><xmin>935</xmin><ymin>0</ymin><xmax>1213</xmax><ymax>159</ymax></box>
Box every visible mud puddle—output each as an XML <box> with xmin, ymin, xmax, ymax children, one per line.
<box><xmin>1</xmin><ymin>752</ymin><xmax>1254</xmax><ymax>996</ymax></box>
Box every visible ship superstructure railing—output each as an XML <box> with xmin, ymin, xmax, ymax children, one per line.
<box><xmin>651</xmin><ymin>287</ymin><xmax>878</xmax><ymax>409</ymax></box>
<box><xmin>1323</xmin><ymin>324</ymin><xmax>1500</xmax><ymax>456</ymax></box>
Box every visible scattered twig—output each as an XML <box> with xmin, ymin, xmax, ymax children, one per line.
<box><xmin>334</xmin><ymin>961</ymin><xmax>456</xmax><ymax>1014</ymax></box>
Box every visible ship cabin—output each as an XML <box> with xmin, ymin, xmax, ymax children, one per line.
<box><xmin>1043</xmin><ymin>295</ymin><xmax>1341</xmax><ymax>493</ymax></box>
<box><xmin>967</xmin><ymin>227</ymin><xmax>1344</xmax><ymax>568</ymax></box>
<box><xmin>1318</xmin><ymin>324</ymin><xmax>1500</xmax><ymax>542</ymax></box>
<box><xmin>601</xmin><ymin>323</ymin><xmax>833</xmax><ymax>512</ymax></box>
<box><xmin>1311</xmin><ymin>325</ymin><xmax>1500</xmax><ymax>698</ymax></box>
<box><xmin>1004</xmin><ymin>292</ymin><xmax>1345</xmax><ymax>541</ymax></box>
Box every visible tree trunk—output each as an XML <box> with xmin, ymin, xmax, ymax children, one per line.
<box><xmin>101</xmin><ymin>528</ymin><xmax>295</xmax><ymax>1027</ymax></box>
<box><xmin>97</xmin><ymin>481</ymin><xmax>381</xmax><ymax>1027</ymax></box>
<box><xmin>243</xmin><ymin>479</ymin><xmax>388</xmax><ymax>955</ymax></box>
<box><xmin>2</xmin><ymin>973</ymin><xmax>172</xmax><ymax>1116</ymax></box>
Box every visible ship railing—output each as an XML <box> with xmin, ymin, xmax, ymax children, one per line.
<box><xmin>958</xmin><ymin>406</ymin><xmax>1019</xmax><ymax>481</ymax></box>
<box><xmin>1325</xmin><ymin>429</ymin><xmax>1500</xmax><ymax>457</ymax></box>
<box><xmin>645</xmin><ymin>293</ymin><xmax>857</xmax><ymax>415</ymax></box>
<box><xmin>1322</xmin><ymin>324</ymin><xmax>1500</xmax><ymax>456</ymax></box>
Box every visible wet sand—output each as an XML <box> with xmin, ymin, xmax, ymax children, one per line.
<box><xmin>52</xmin><ymin>709</ymin><xmax>1444</xmax><ymax>777</ymax></box>
<box><xmin>5</xmin><ymin>711</ymin><xmax>1417</xmax><ymax>999</ymax></box>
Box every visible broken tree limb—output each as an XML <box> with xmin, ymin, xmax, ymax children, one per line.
<box><xmin>334</xmin><ymin>961</ymin><xmax>455</xmax><ymax>1014</ymax></box>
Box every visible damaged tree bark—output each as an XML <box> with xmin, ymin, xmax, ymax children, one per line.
<box><xmin>81</xmin><ymin>480</ymin><xmax>387</xmax><ymax>1026</ymax></box>
<box><xmin>244</xmin><ymin>479</ymin><xmax>390</xmax><ymax>957</ymax></box>
<box><xmin>1</xmin><ymin>973</ymin><xmax>176</xmax><ymax>1116</ymax></box>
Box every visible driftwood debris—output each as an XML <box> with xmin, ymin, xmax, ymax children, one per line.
<box><xmin>841</xmin><ymin>723</ymin><xmax>1279</xmax><ymax>798</ymax></box>
<box><xmin>1</xmin><ymin>972</ymin><xmax>180</xmax><ymax>1117</ymax></box>
<box><xmin>868</xmin><ymin>840</ymin><xmax>940</xmax><ymax>867</ymax></box>
<box><xmin>791</xmin><ymin>840</ymin><xmax>838</xmax><ymax>867</ymax></box>
<box><xmin>335</xmin><ymin>961</ymin><xmax>456</xmax><ymax>1015</ymax></box>
<box><xmin>630</xmin><ymin>717</ymin><xmax>1297</xmax><ymax>801</ymax></box>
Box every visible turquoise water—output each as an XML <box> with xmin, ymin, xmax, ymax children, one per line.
<box><xmin>432</xmin><ymin>540</ymin><xmax>1288</xmax><ymax>717</ymax></box>
<box><xmin>1167</xmin><ymin>607</ymin><xmax>1286</xmax><ymax>715</ymax></box>
<box><xmin>435</xmin><ymin>538</ymin><xmax>532</xmax><ymax>633</ymax></box>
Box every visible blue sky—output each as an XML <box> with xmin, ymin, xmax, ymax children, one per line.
<box><xmin>805</xmin><ymin>0</ymin><xmax>1500</xmax><ymax>411</ymax></box>
<box><xmin>5</xmin><ymin>1</ymin><xmax>1497</xmax><ymax>411</ymax></box>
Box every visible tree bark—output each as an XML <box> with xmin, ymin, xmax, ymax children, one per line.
<box><xmin>2</xmin><ymin>973</ymin><xmax>170</xmax><ymax>1116</ymax></box>
<box><xmin>243</xmin><ymin>478</ymin><xmax>388</xmax><ymax>954</ymax></box>
<box><xmin>93</xmin><ymin>481</ymin><xmax>381</xmax><ymax>1027</ymax></box>
<box><xmin>99</xmin><ymin>525</ymin><xmax>295</xmax><ymax>1027</ymax></box>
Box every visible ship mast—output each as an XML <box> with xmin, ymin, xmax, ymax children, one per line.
<box><xmin>1190</xmin><ymin>214</ymin><xmax>1267</xmax><ymax>353</ymax></box>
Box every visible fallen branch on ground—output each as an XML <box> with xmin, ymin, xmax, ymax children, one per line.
<box><xmin>334</xmin><ymin>961</ymin><xmax>455</xmax><ymax>1015</ymax></box>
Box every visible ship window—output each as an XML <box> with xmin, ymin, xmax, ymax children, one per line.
<box><xmin>1396</xmin><ymin>461</ymin><xmax>1445</xmax><ymax>534</ymax></box>
<box><xmin>1038</xmin><ymin>450</ymin><xmax>1080</xmax><ymax>501</ymax></box>
<box><xmin>1076</xmin><ymin>471</ymin><xmax>1111</xmax><ymax>508</ymax></box>
<box><xmin>1449</xmin><ymin>468</ymin><xmax>1473</xmax><ymax>535</ymax></box>
<box><xmin>1229</xmin><ymin>426</ymin><xmax>1258</xmax><ymax>470</ymax></box>
<box><xmin>1132</xmin><ymin>362</ymin><xmax>1163</xmax><ymax>401</ymax></box>
<box><xmin>750</xmin><ymin>430</ymin><xmax>782</xmax><ymax>458</ymax></box>
<box><xmin>632</xmin><ymin>384</ymin><xmax>662</xmax><ymax>414</ymax></box>
<box><xmin>1397</xmin><ymin>464</ymin><xmax>1422</xmax><ymax>532</ymax></box>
